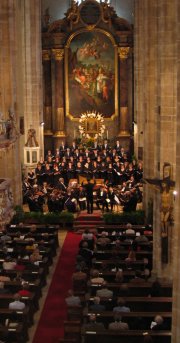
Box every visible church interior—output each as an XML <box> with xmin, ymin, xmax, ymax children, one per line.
<box><xmin>0</xmin><ymin>0</ymin><xmax>180</xmax><ymax>342</ymax></box>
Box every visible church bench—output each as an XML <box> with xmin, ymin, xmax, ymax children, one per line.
<box><xmin>0</xmin><ymin>323</ymin><xmax>27</xmax><ymax>343</ymax></box>
<box><xmin>6</xmin><ymin>232</ymin><xmax>59</xmax><ymax>248</ymax></box>
<box><xmin>96</xmin><ymin>224</ymin><xmax>152</xmax><ymax>232</ymax></box>
<box><xmin>96</xmin><ymin>241</ymin><xmax>152</xmax><ymax>251</ymax></box>
<box><xmin>92</xmin><ymin>259</ymin><xmax>150</xmax><ymax>271</ymax></box>
<box><xmin>95</xmin><ymin>233</ymin><xmax>153</xmax><ymax>240</ymax></box>
<box><xmin>63</xmin><ymin>320</ymin><xmax>82</xmax><ymax>343</ymax></box>
<box><xmin>84</xmin><ymin>311</ymin><xmax>172</xmax><ymax>330</ymax></box>
<box><xmin>0</xmin><ymin>307</ymin><xmax>31</xmax><ymax>340</ymax></box>
<box><xmin>96</xmin><ymin>270</ymin><xmax>150</xmax><ymax>283</ymax></box>
<box><xmin>89</xmin><ymin>282</ymin><xmax>172</xmax><ymax>297</ymax></box>
<box><xmin>8</xmin><ymin>224</ymin><xmax>59</xmax><ymax>233</ymax></box>
<box><xmin>94</xmin><ymin>250</ymin><xmax>152</xmax><ymax>260</ymax></box>
<box><xmin>66</xmin><ymin>306</ymin><xmax>84</xmax><ymax>321</ymax></box>
<box><xmin>82</xmin><ymin>330</ymin><xmax>171</xmax><ymax>343</ymax></box>
<box><xmin>87</xmin><ymin>296</ymin><xmax>172</xmax><ymax>312</ymax></box>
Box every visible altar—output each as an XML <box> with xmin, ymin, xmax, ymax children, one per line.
<box><xmin>42</xmin><ymin>0</ymin><xmax>133</xmax><ymax>152</ymax></box>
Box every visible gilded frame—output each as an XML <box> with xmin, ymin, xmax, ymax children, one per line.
<box><xmin>86</xmin><ymin>118</ymin><xmax>99</xmax><ymax>133</ymax></box>
<box><xmin>65</xmin><ymin>28</ymin><xmax>118</xmax><ymax>122</ymax></box>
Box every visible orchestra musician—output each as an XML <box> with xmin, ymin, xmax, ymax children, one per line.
<box><xmin>23</xmin><ymin>141</ymin><xmax>143</xmax><ymax>214</ymax></box>
<box><xmin>96</xmin><ymin>186</ymin><xmax>109</xmax><ymax>212</ymax></box>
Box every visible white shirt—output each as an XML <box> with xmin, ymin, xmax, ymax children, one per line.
<box><xmin>9</xmin><ymin>300</ymin><xmax>25</xmax><ymax>310</ymax></box>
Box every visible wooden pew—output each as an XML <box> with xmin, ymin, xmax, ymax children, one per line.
<box><xmin>92</xmin><ymin>259</ymin><xmax>149</xmax><ymax>271</ymax></box>
<box><xmin>83</xmin><ymin>330</ymin><xmax>171</xmax><ymax>343</ymax></box>
<box><xmin>64</xmin><ymin>320</ymin><xmax>82</xmax><ymax>343</ymax></box>
<box><xmin>87</xmin><ymin>297</ymin><xmax>172</xmax><ymax>312</ymax></box>
<box><xmin>84</xmin><ymin>311</ymin><xmax>172</xmax><ymax>330</ymax></box>
<box><xmin>89</xmin><ymin>282</ymin><xmax>172</xmax><ymax>297</ymax></box>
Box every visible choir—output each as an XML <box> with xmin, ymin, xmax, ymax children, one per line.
<box><xmin>22</xmin><ymin>140</ymin><xmax>143</xmax><ymax>213</ymax></box>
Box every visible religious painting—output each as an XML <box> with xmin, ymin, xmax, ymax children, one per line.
<box><xmin>65</xmin><ymin>30</ymin><xmax>117</xmax><ymax>119</ymax></box>
<box><xmin>86</xmin><ymin>118</ymin><xmax>98</xmax><ymax>133</ymax></box>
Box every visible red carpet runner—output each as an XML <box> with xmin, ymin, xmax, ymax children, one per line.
<box><xmin>32</xmin><ymin>232</ymin><xmax>81</xmax><ymax>343</ymax></box>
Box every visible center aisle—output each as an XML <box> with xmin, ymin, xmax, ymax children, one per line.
<box><xmin>32</xmin><ymin>232</ymin><xmax>81</xmax><ymax>343</ymax></box>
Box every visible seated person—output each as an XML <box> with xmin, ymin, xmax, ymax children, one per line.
<box><xmin>96</xmin><ymin>281</ymin><xmax>113</xmax><ymax>298</ymax></box>
<box><xmin>65</xmin><ymin>289</ymin><xmax>81</xmax><ymax>307</ymax></box>
<box><xmin>72</xmin><ymin>265</ymin><xmax>87</xmax><ymax>282</ymax></box>
<box><xmin>113</xmin><ymin>298</ymin><xmax>130</xmax><ymax>312</ymax></box>
<box><xmin>89</xmin><ymin>296</ymin><xmax>106</xmax><ymax>312</ymax></box>
<box><xmin>3</xmin><ymin>257</ymin><xmax>17</xmax><ymax>270</ymax></box>
<box><xmin>29</xmin><ymin>248</ymin><xmax>42</xmax><ymax>263</ymax></box>
<box><xmin>149</xmin><ymin>279</ymin><xmax>162</xmax><ymax>297</ymax></box>
<box><xmin>96</xmin><ymin>233</ymin><xmax>110</xmax><ymax>248</ymax></box>
<box><xmin>0</xmin><ymin>271</ymin><xmax>11</xmax><ymax>282</ymax></box>
<box><xmin>78</xmin><ymin>241</ymin><xmax>94</xmax><ymax>267</ymax></box>
<box><xmin>125</xmin><ymin>223</ymin><xmax>135</xmax><ymax>235</ymax></box>
<box><xmin>90</xmin><ymin>270</ymin><xmax>105</xmax><ymax>285</ymax></box>
<box><xmin>81</xmin><ymin>313</ymin><xmax>106</xmax><ymax>333</ymax></box>
<box><xmin>108</xmin><ymin>313</ymin><xmax>129</xmax><ymax>330</ymax></box>
<box><xmin>130</xmin><ymin>270</ymin><xmax>144</xmax><ymax>283</ymax></box>
<box><xmin>9</xmin><ymin>293</ymin><xmax>26</xmax><ymax>310</ymax></box>
<box><xmin>82</xmin><ymin>229</ymin><xmax>95</xmax><ymax>249</ymax></box>
<box><xmin>150</xmin><ymin>315</ymin><xmax>166</xmax><ymax>330</ymax></box>
<box><xmin>114</xmin><ymin>270</ymin><xmax>124</xmax><ymax>283</ymax></box>
<box><xmin>18</xmin><ymin>282</ymin><xmax>32</xmax><ymax>297</ymax></box>
<box><xmin>125</xmin><ymin>249</ymin><xmax>136</xmax><ymax>263</ymax></box>
<box><xmin>0</xmin><ymin>281</ymin><xmax>9</xmax><ymax>294</ymax></box>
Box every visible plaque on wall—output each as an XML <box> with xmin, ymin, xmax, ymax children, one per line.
<box><xmin>80</xmin><ymin>1</ymin><xmax>101</xmax><ymax>26</ymax></box>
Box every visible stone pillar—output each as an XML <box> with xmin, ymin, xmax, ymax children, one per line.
<box><xmin>134</xmin><ymin>0</ymin><xmax>177</xmax><ymax>280</ymax></box>
<box><xmin>118</xmin><ymin>47</ymin><xmax>131</xmax><ymax>138</ymax></box>
<box><xmin>52</xmin><ymin>48</ymin><xmax>66</xmax><ymax>148</ymax></box>
<box><xmin>0</xmin><ymin>0</ymin><xmax>22</xmax><ymax>205</ymax></box>
<box><xmin>172</xmin><ymin>0</ymin><xmax>180</xmax><ymax>340</ymax></box>
<box><xmin>42</xmin><ymin>49</ymin><xmax>53</xmax><ymax>135</ymax></box>
<box><xmin>22</xmin><ymin>0</ymin><xmax>44</xmax><ymax>159</ymax></box>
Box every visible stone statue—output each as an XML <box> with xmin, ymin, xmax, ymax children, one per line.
<box><xmin>160</xmin><ymin>181</ymin><xmax>173</xmax><ymax>234</ymax></box>
<box><xmin>6</xmin><ymin>109</ymin><xmax>18</xmax><ymax>139</ymax></box>
<box><xmin>25</xmin><ymin>126</ymin><xmax>39</xmax><ymax>147</ymax></box>
<box><xmin>144</xmin><ymin>177</ymin><xmax>175</xmax><ymax>235</ymax></box>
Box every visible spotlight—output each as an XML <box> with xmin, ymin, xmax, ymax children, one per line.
<box><xmin>40</xmin><ymin>122</ymin><xmax>45</xmax><ymax>126</ymax></box>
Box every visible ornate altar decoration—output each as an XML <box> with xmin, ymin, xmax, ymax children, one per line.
<box><xmin>0</xmin><ymin>178</ymin><xmax>14</xmax><ymax>225</ymax></box>
<box><xmin>79</xmin><ymin>111</ymin><xmax>105</xmax><ymax>139</ymax></box>
<box><xmin>42</xmin><ymin>0</ymin><xmax>133</xmax><ymax>150</ymax></box>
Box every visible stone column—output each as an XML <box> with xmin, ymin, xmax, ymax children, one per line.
<box><xmin>42</xmin><ymin>49</ymin><xmax>53</xmax><ymax>135</ymax></box>
<box><xmin>118</xmin><ymin>47</ymin><xmax>131</xmax><ymax>137</ymax></box>
<box><xmin>52</xmin><ymin>48</ymin><xmax>66</xmax><ymax>148</ymax></box>
<box><xmin>0</xmin><ymin>0</ymin><xmax>22</xmax><ymax>205</ymax></box>
<box><xmin>172</xmin><ymin>0</ymin><xmax>180</xmax><ymax>340</ymax></box>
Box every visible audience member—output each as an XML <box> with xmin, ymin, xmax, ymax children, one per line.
<box><xmin>9</xmin><ymin>293</ymin><xmax>26</xmax><ymax>310</ymax></box>
<box><xmin>96</xmin><ymin>281</ymin><xmax>113</xmax><ymax>298</ymax></box>
<box><xmin>108</xmin><ymin>313</ymin><xmax>129</xmax><ymax>330</ymax></box>
<box><xmin>89</xmin><ymin>296</ymin><xmax>106</xmax><ymax>312</ymax></box>
<box><xmin>125</xmin><ymin>223</ymin><xmax>135</xmax><ymax>235</ymax></box>
<box><xmin>113</xmin><ymin>298</ymin><xmax>130</xmax><ymax>313</ymax></box>
<box><xmin>65</xmin><ymin>289</ymin><xmax>81</xmax><ymax>306</ymax></box>
<box><xmin>81</xmin><ymin>313</ymin><xmax>106</xmax><ymax>333</ymax></box>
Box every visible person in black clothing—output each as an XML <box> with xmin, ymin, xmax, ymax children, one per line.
<box><xmin>83</xmin><ymin>179</ymin><xmax>95</xmax><ymax>214</ymax></box>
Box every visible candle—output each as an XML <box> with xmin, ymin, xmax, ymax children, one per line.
<box><xmin>74</xmin><ymin>129</ymin><xmax>75</xmax><ymax>138</ymax></box>
<box><xmin>107</xmin><ymin>129</ymin><xmax>108</xmax><ymax>139</ymax></box>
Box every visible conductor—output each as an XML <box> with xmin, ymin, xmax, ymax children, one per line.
<box><xmin>83</xmin><ymin>178</ymin><xmax>95</xmax><ymax>214</ymax></box>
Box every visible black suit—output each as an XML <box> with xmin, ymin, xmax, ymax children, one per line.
<box><xmin>83</xmin><ymin>181</ymin><xmax>95</xmax><ymax>214</ymax></box>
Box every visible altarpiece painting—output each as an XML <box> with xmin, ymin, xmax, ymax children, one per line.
<box><xmin>66</xmin><ymin>30</ymin><xmax>116</xmax><ymax>119</ymax></box>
